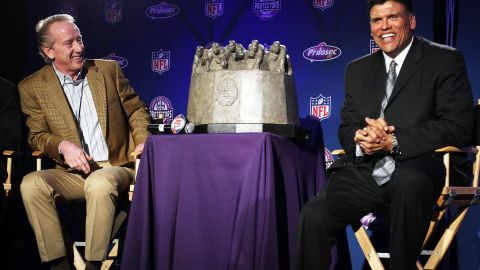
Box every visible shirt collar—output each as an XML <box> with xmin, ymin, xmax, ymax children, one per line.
<box><xmin>382</xmin><ymin>36</ymin><xmax>414</xmax><ymax>73</ymax></box>
<box><xmin>52</xmin><ymin>63</ymin><xmax>84</xmax><ymax>85</ymax></box>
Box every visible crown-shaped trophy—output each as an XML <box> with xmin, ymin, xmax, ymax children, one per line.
<box><xmin>187</xmin><ymin>40</ymin><xmax>308</xmax><ymax>139</ymax></box>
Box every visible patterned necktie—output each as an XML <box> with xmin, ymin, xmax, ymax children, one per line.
<box><xmin>372</xmin><ymin>60</ymin><xmax>397</xmax><ymax>185</ymax></box>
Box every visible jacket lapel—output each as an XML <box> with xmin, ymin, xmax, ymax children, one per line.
<box><xmin>85</xmin><ymin>61</ymin><xmax>108</xmax><ymax>138</ymax></box>
<box><xmin>42</xmin><ymin>66</ymin><xmax>78</xmax><ymax>136</ymax></box>
<box><xmin>386</xmin><ymin>37</ymin><xmax>421</xmax><ymax>106</ymax></box>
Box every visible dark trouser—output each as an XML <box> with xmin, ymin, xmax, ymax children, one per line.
<box><xmin>296</xmin><ymin>155</ymin><xmax>445</xmax><ymax>270</ymax></box>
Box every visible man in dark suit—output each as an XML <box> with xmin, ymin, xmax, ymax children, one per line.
<box><xmin>296</xmin><ymin>0</ymin><xmax>474</xmax><ymax>269</ymax></box>
<box><xmin>0</xmin><ymin>77</ymin><xmax>23</xmax><ymax>183</ymax></box>
<box><xmin>18</xmin><ymin>14</ymin><xmax>150</xmax><ymax>270</ymax></box>
<box><xmin>0</xmin><ymin>76</ymin><xmax>24</xmax><ymax>269</ymax></box>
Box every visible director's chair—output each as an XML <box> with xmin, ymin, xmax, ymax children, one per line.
<box><xmin>331</xmin><ymin>144</ymin><xmax>480</xmax><ymax>270</ymax></box>
<box><xmin>33</xmin><ymin>150</ymin><xmax>142</xmax><ymax>270</ymax></box>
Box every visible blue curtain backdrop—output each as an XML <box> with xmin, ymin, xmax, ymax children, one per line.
<box><xmin>2</xmin><ymin>0</ymin><xmax>479</xmax><ymax>269</ymax></box>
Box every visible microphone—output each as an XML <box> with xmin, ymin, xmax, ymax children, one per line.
<box><xmin>148</xmin><ymin>114</ymin><xmax>195</xmax><ymax>134</ymax></box>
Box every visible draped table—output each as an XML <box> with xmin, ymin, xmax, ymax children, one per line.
<box><xmin>120</xmin><ymin>133</ymin><xmax>325</xmax><ymax>270</ymax></box>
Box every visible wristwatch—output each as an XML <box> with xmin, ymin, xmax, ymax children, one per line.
<box><xmin>390</xmin><ymin>133</ymin><xmax>401</xmax><ymax>156</ymax></box>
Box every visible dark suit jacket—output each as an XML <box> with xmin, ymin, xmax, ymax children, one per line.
<box><xmin>18</xmin><ymin>60</ymin><xmax>150</xmax><ymax>167</ymax></box>
<box><xmin>333</xmin><ymin>36</ymin><xmax>473</xmax><ymax>168</ymax></box>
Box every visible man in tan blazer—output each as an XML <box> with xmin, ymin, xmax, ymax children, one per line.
<box><xmin>18</xmin><ymin>14</ymin><xmax>150</xmax><ymax>270</ymax></box>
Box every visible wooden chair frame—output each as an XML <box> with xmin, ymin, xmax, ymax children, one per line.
<box><xmin>33</xmin><ymin>151</ymin><xmax>142</xmax><ymax>270</ymax></box>
<box><xmin>2</xmin><ymin>150</ymin><xmax>21</xmax><ymax>196</ymax></box>
<box><xmin>332</xmin><ymin>146</ymin><xmax>480</xmax><ymax>270</ymax></box>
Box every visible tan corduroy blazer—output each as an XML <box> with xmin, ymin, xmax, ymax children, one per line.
<box><xmin>19</xmin><ymin>59</ymin><xmax>150</xmax><ymax>166</ymax></box>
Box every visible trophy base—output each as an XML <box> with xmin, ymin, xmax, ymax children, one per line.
<box><xmin>194</xmin><ymin>123</ymin><xmax>310</xmax><ymax>140</ymax></box>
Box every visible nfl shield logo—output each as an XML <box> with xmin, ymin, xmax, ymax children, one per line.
<box><xmin>205</xmin><ymin>0</ymin><xmax>224</xmax><ymax>19</ymax></box>
<box><xmin>105</xmin><ymin>0</ymin><xmax>122</xmax><ymax>24</ymax></box>
<box><xmin>152</xmin><ymin>50</ymin><xmax>171</xmax><ymax>75</ymax></box>
<box><xmin>313</xmin><ymin>0</ymin><xmax>334</xmax><ymax>11</ymax></box>
<box><xmin>310</xmin><ymin>94</ymin><xmax>331</xmax><ymax>121</ymax></box>
<box><xmin>370</xmin><ymin>39</ymin><xmax>380</xmax><ymax>54</ymax></box>
<box><xmin>57</xmin><ymin>1</ymin><xmax>78</xmax><ymax>20</ymax></box>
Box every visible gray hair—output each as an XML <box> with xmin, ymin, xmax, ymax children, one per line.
<box><xmin>35</xmin><ymin>14</ymin><xmax>76</xmax><ymax>63</ymax></box>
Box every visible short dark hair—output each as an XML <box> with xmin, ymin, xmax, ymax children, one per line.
<box><xmin>367</xmin><ymin>0</ymin><xmax>414</xmax><ymax>14</ymax></box>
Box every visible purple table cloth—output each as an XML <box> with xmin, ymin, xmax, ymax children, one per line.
<box><xmin>120</xmin><ymin>133</ymin><xmax>325</xmax><ymax>270</ymax></box>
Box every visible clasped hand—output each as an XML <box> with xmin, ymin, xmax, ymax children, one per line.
<box><xmin>354</xmin><ymin>117</ymin><xmax>395</xmax><ymax>155</ymax></box>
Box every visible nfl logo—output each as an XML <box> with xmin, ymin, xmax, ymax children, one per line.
<box><xmin>310</xmin><ymin>94</ymin><xmax>331</xmax><ymax>121</ymax></box>
<box><xmin>370</xmin><ymin>39</ymin><xmax>380</xmax><ymax>54</ymax></box>
<box><xmin>313</xmin><ymin>0</ymin><xmax>334</xmax><ymax>11</ymax></box>
<box><xmin>205</xmin><ymin>0</ymin><xmax>224</xmax><ymax>19</ymax></box>
<box><xmin>57</xmin><ymin>1</ymin><xmax>78</xmax><ymax>20</ymax></box>
<box><xmin>152</xmin><ymin>49</ymin><xmax>171</xmax><ymax>75</ymax></box>
<box><xmin>105</xmin><ymin>0</ymin><xmax>122</xmax><ymax>24</ymax></box>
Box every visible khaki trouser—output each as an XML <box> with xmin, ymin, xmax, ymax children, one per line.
<box><xmin>20</xmin><ymin>162</ymin><xmax>134</xmax><ymax>262</ymax></box>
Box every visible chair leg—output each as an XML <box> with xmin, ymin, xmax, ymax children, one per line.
<box><xmin>102</xmin><ymin>241</ymin><xmax>119</xmax><ymax>269</ymax></box>
<box><xmin>73</xmin><ymin>243</ymin><xmax>86</xmax><ymax>270</ymax></box>
<box><xmin>423</xmin><ymin>207</ymin><xmax>469</xmax><ymax>270</ymax></box>
<box><xmin>354</xmin><ymin>225</ymin><xmax>385</xmax><ymax>270</ymax></box>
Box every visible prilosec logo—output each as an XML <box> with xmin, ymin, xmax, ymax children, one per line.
<box><xmin>303</xmin><ymin>42</ymin><xmax>341</xmax><ymax>62</ymax></box>
<box><xmin>103</xmin><ymin>53</ymin><xmax>128</xmax><ymax>69</ymax></box>
<box><xmin>145</xmin><ymin>2</ymin><xmax>180</xmax><ymax>19</ymax></box>
<box><xmin>253</xmin><ymin>0</ymin><xmax>281</xmax><ymax>20</ymax></box>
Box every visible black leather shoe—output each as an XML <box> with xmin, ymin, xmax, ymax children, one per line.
<box><xmin>49</xmin><ymin>256</ymin><xmax>72</xmax><ymax>270</ymax></box>
<box><xmin>85</xmin><ymin>261</ymin><xmax>102</xmax><ymax>270</ymax></box>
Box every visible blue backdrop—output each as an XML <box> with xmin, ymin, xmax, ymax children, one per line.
<box><xmin>3</xmin><ymin>0</ymin><xmax>480</xmax><ymax>269</ymax></box>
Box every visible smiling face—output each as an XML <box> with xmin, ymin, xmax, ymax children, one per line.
<box><xmin>43</xmin><ymin>20</ymin><xmax>85</xmax><ymax>78</ymax></box>
<box><xmin>370</xmin><ymin>1</ymin><xmax>416</xmax><ymax>58</ymax></box>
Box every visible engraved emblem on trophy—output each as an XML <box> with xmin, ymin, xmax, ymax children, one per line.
<box><xmin>215</xmin><ymin>78</ymin><xmax>238</xmax><ymax>106</ymax></box>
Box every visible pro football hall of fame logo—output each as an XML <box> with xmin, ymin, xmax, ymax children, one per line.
<box><xmin>152</xmin><ymin>49</ymin><xmax>171</xmax><ymax>75</ymax></box>
<box><xmin>149</xmin><ymin>96</ymin><xmax>174</xmax><ymax>124</ymax></box>
<box><xmin>105</xmin><ymin>0</ymin><xmax>123</xmax><ymax>24</ymax></box>
<box><xmin>205</xmin><ymin>0</ymin><xmax>224</xmax><ymax>19</ymax></box>
<box><xmin>253</xmin><ymin>0</ymin><xmax>281</xmax><ymax>20</ymax></box>
<box><xmin>310</xmin><ymin>94</ymin><xmax>331</xmax><ymax>121</ymax></box>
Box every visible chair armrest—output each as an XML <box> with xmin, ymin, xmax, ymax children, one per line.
<box><xmin>435</xmin><ymin>146</ymin><xmax>476</xmax><ymax>153</ymax></box>
<box><xmin>331</xmin><ymin>149</ymin><xmax>346</xmax><ymax>156</ymax></box>
<box><xmin>3</xmin><ymin>150</ymin><xmax>22</xmax><ymax>157</ymax></box>
<box><xmin>32</xmin><ymin>151</ymin><xmax>44</xmax><ymax>171</ymax></box>
<box><xmin>130</xmin><ymin>151</ymin><xmax>142</xmax><ymax>160</ymax></box>
<box><xmin>129</xmin><ymin>151</ymin><xmax>142</xmax><ymax>202</ymax></box>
